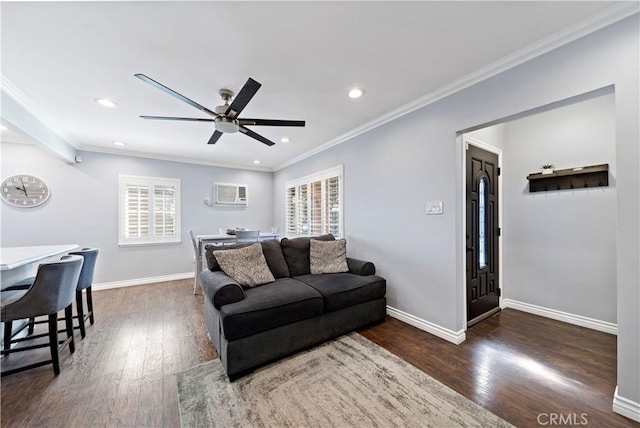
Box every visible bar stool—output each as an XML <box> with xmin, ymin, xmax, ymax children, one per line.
<box><xmin>2</xmin><ymin>247</ymin><xmax>99</xmax><ymax>339</ymax></box>
<box><xmin>68</xmin><ymin>248</ymin><xmax>99</xmax><ymax>338</ymax></box>
<box><xmin>1</xmin><ymin>255</ymin><xmax>83</xmax><ymax>377</ymax></box>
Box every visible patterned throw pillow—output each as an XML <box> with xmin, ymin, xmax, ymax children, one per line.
<box><xmin>309</xmin><ymin>239</ymin><xmax>349</xmax><ymax>274</ymax></box>
<box><xmin>213</xmin><ymin>243</ymin><xmax>275</xmax><ymax>288</ymax></box>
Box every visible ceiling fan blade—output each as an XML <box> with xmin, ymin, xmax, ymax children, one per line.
<box><xmin>135</xmin><ymin>74</ymin><xmax>218</xmax><ymax>118</ymax></box>
<box><xmin>207</xmin><ymin>130</ymin><xmax>224</xmax><ymax>145</ymax></box>
<box><xmin>239</xmin><ymin>119</ymin><xmax>306</xmax><ymax>127</ymax></box>
<box><xmin>226</xmin><ymin>78</ymin><xmax>261</xmax><ymax>119</ymax></box>
<box><xmin>140</xmin><ymin>115</ymin><xmax>215</xmax><ymax>122</ymax></box>
<box><xmin>239</xmin><ymin>126</ymin><xmax>275</xmax><ymax>146</ymax></box>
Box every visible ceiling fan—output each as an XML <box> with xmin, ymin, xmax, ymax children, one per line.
<box><xmin>134</xmin><ymin>74</ymin><xmax>305</xmax><ymax>146</ymax></box>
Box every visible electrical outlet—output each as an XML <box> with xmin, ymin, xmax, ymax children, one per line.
<box><xmin>426</xmin><ymin>201</ymin><xmax>443</xmax><ymax>215</ymax></box>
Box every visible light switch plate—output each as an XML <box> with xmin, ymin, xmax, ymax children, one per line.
<box><xmin>426</xmin><ymin>201</ymin><xmax>443</xmax><ymax>215</ymax></box>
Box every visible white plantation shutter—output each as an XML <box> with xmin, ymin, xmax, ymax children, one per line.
<box><xmin>154</xmin><ymin>184</ymin><xmax>176</xmax><ymax>236</ymax></box>
<box><xmin>285</xmin><ymin>166</ymin><xmax>343</xmax><ymax>237</ymax></box>
<box><xmin>125</xmin><ymin>184</ymin><xmax>150</xmax><ymax>238</ymax></box>
<box><xmin>119</xmin><ymin>175</ymin><xmax>181</xmax><ymax>245</ymax></box>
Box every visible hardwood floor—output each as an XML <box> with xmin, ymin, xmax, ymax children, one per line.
<box><xmin>1</xmin><ymin>279</ymin><xmax>636</xmax><ymax>427</ymax></box>
<box><xmin>360</xmin><ymin>311</ymin><xmax>637</xmax><ymax>428</ymax></box>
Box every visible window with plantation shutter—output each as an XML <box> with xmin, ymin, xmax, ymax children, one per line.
<box><xmin>285</xmin><ymin>165</ymin><xmax>343</xmax><ymax>237</ymax></box>
<box><xmin>119</xmin><ymin>175</ymin><xmax>181</xmax><ymax>246</ymax></box>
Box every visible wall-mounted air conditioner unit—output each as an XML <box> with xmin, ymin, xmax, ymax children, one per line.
<box><xmin>214</xmin><ymin>183</ymin><xmax>248</xmax><ymax>206</ymax></box>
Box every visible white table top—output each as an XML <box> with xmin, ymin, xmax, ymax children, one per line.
<box><xmin>0</xmin><ymin>244</ymin><xmax>80</xmax><ymax>271</ymax></box>
<box><xmin>197</xmin><ymin>233</ymin><xmax>279</xmax><ymax>241</ymax></box>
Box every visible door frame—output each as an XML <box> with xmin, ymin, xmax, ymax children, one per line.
<box><xmin>459</xmin><ymin>135</ymin><xmax>503</xmax><ymax>329</ymax></box>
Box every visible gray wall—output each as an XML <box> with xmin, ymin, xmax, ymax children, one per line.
<box><xmin>273</xmin><ymin>15</ymin><xmax>639</xmax><ymax>403</ymax></box>
<box><xmin>502</xmin><ymin>92</ymin><xmax>617</xmax><ymax>323</ymax></box>
<box><xmin>0</xmin><ymin>143</ymin><xmax>273</xmax><ymax>284</ymax></box>
<box><xmin>470</xmin><ymin>92</ymin><xmax>617</xmax><ymax>324</ymax></box>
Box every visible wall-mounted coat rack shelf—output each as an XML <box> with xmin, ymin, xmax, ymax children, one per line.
<box><xmin>526</xmin><ymin>164</ymin><xmax>609</xmax><ymax>193</ymax></box>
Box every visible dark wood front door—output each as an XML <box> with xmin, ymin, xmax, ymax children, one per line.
<box><xmin>466</xmin><ymin>144</ymin><xmax>500</xmax><ymax>327</ymax></box>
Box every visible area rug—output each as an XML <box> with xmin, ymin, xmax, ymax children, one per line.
<box><xmin>176</xmin><ymin>333</ymin><xmax>513</xmax><ymax>428</ymax></box>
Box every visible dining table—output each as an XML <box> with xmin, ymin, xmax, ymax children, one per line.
<box><xmin>193</xmin><ymin>233</ymin><xmax>279</xmax><ymax>294</ymax></box>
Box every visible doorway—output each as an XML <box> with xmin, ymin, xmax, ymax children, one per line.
<box><xmin>465</xmin><ymin>141</ymin><xmax>501</xmax><ymax>327</ymax></box>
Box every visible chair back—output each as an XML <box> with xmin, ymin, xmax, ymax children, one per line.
<box><xmin>188</xmin><ymin>230</ymin><xmax>199</xmax><ymax>256</ymax></box>
<box><xmin>2</xmin><ymin>256</ymin><xmax>84</xmax><ymax>321</ymax></box>
<box><xmin>69</xmin><ymin>248</ymin><xmax>99</xmax><ymax>291</ymax></box>
<box><xmin>235</xmin><ymin>229</ymin><xmax>260</xmax><ymax>243</ymax></box>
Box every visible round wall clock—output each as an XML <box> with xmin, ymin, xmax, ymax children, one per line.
<box><xmin>1</xmin><ymin>174</ymin><xmax>51</xmax><ymax>208</ymax></box>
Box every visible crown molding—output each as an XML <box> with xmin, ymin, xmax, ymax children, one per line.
<box><xmin>273</xmin><ymin>2</ymin><xmax>639</xmax><ymax>172</ymax></box>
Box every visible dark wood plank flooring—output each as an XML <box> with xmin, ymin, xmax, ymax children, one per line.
<box><xmin>1</xmin><ymin>279</ymin><xmax>636</xmax><ymax>427</ymax></box>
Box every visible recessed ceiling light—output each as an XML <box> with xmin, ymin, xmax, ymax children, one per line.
<box><xmin>348</xmin><ymin>88</ymin><xmax>364</xmax><ymax>99</ymax></box>
<box><xmin>112</xmin><ymin>141</ymin><xmax>125</xmax><ymax>146</ymax></box>
<box><xmin>95</xmin><ymin>98</ymin><xmax>117</xmax><ymax>108</ymax></box>
<box><xmin>280</xmin><ymin>137</ymin><xmax>291</xmax><ymax>143</ymax></box>
<box><xmin>0</xmin><ymin>125</ymin><xmax>7</xmax><ymax>131</ymax></box>
<box><xmin>253</xmin><ymin>160</ymin><xmax>261</xmax><ymax>164</ymax></box>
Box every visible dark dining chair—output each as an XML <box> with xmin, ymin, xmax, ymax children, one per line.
<box><xmin>1</xmin><ymin>255</ymin><xmax>83</xmax><ymax>377</ymax></box>
<box><xmin>68</xmin><ymin>248</ymin><xmax>99</xmax><ymax>338</ymax></box>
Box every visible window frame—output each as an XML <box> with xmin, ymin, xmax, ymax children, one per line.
<box><xmin>118</xmin><ymin>174</ymin><xmax>181</xmax><ymax>246</ymax></box>
<box><xmin>285</xmin><ymin>165</ymin><xmax>344</xmax><ymax>238</ymax></box>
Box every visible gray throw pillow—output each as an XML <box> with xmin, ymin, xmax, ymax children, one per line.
<box><xmin>309</xmin><ymin>239</ymin><xmax>349</xmax><ymax>274</ymax></box>
<box><xmin>214</xmin><ymin>243</ymin><xmax>275</xmax><ymax>288</ymax></box>
<box><xmin>281</xmin><ymin>234</ymin><xmax>335</xmax><ymax>276</ymax></box>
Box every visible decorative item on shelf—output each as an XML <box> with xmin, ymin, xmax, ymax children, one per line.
<box><xmin>541</xmin><ymin>164</ymin><xmax>555</xmax><ymax>175</ymax></box>
<box><xmin>526</xmin><ymin>163</ymin><xmax>609</xmax><ymax>193</ymax></box>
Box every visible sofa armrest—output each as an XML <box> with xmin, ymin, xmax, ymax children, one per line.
<box><xmin>199</xmin><ymin>270</ymin><xmax>245</xmax><ymax>309</ymax></box>
<box><xmin>346</xmin><ymin>258</ymin><xmax>376</xmax><ymax>276</ymax></box>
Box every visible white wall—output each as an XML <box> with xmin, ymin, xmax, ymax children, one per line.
<box><xmin>273</xmin><ymin>15</ymin><xmax>639</xmax><ymax>405</ymax></box>
<box><xmin>0</xmin><ymin>143</ymin><xmax>274</xmax><ymax>284</ymax></box>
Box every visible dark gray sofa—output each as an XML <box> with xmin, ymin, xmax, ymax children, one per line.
<box><xmin>199</xmin><ymin>235</ymin><xmax>386</xmax><ymax>378</ymax></box>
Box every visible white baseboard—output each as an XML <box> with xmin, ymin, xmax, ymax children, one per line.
<box><xmin>501</xmin><ymin>299</ymin><xmax>617</xmax><ymax>335</ymax></box>
<box><xmin>613</xmin><ymin>386</ymin><xmax>640</xmax><ymax>422</ymax></box>
<box><xmin>93</xmin><ymin>272</ymin><xmax>194</xmax><ymax>291</ymax></box>
<box><xmin>386</xmin><ymin>306</ymin><xmax>466</xmax><ymax>345</ymax></box>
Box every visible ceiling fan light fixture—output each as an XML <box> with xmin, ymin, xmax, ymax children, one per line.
<box><xmin>348</xmin><ymin>88</ymin><xmax>364</xmax><ymax>99</ymax></box>
<box><xmin>214</xmin><ymin>117</ymin><xmax>239</xmax><ymax>133</ymax></box>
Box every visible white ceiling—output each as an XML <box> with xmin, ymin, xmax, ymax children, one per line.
<box><xmin>0</xmin><ymin>1</ymin><xmax>624</xmax><ymax>170</ymax></box>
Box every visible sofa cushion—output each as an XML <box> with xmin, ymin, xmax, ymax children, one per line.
<box><xmin>310</xmin><ymin>239</ymin><xmax>348</xmax><ymax>274</ymax></box>
<box><xmin>206</xmin><ymin>243</ymin><xmax>249</xmax><ymax>271</ymax></box>
<box><xmin>259</xmin><ymin>240</ymin><xmax>290</xmax><ymax>278</ymax></box>
<box><xmin>214</xmin><ymin>243</ymin><xmax>275</xmax><ymax>288</ymax></box>
<box><xmin>293</xmin><ymin>273</ymin><xmax>386</xmax><ymax>312</ymax></box>
<box><xmin>280</xmin><ymin>234</ymin><xmax>335</xmax><ymax>277</ymax></box>
<box><xmin>220</xmin><ymin>278</ymin><xmax>323</xmax><ymax>341</ymax></box>
<box><xmin>206</xmin><ymin>240</ymin><xmax>290</xmax><ymax>279</ymax></box>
